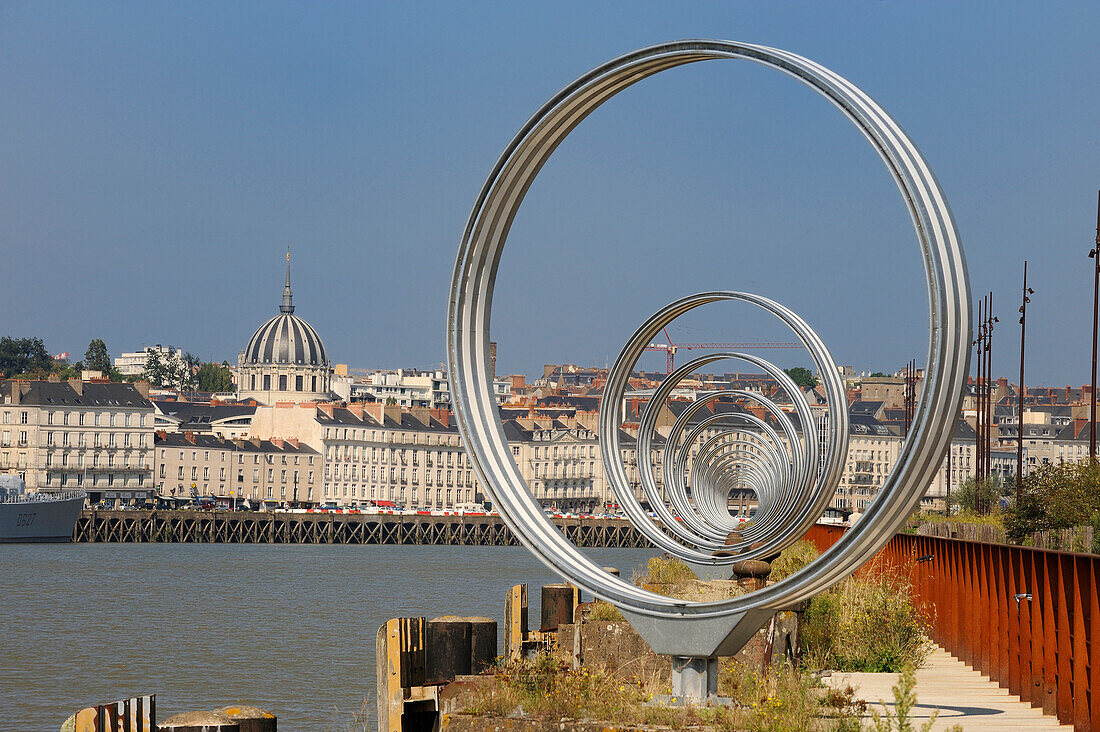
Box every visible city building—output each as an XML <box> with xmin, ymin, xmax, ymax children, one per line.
<box><xmin>153</xmin><ymin>400</ymin><xmax>257</xmax><ymax>439</ymax></box>
<box><xmin>236</xmin><ymin>252</ymin><xmax>332</xmax><ymax>404</ymax></box>
<box><xmin>0</xmin><ymin>377</ymin><xmax>155</xmax><ymax>502</ymax></box>
<box><xmin>349</xmin><ymin>367</ymin><xmax>512</xmax><ymax>408</ymax></box>
<box><xmin>113</xmin><ymin>345</ymin><xmax>187</xmax><ymax>378</ymax></box>
<box><xmin>350</xmin><ymin>368</ymin><xmax>452</xmax><ymax>409</ymax></box>
<box><xmin>250</xmin><ymin>401</ymin><xmax>478</xmax><ymax>508</ymax></box>
<box><xmin>154</xmin><ymin>431</ymin><xmax>319</xmax><ymax>504</ymax></box>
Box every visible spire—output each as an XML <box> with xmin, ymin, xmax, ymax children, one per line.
<box><xmin>280</xmin><ymin>246</ymin><xmax>295</xmax><ymax>314</ymax></box>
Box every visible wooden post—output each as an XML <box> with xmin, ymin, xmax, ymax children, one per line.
<box><xmin>540</xmin><ymin>584</ymin><xmax>580</xmax><ymax>632</ymax></box>
<box><xmin>426</xmin><ymin>617</ymin><xmax>472</xmax><ymax>683</ymax></box>
<box><xmin>504</xmin><ymin>584</ymin><xmax>528</xmax><ymax>661</ymax></box>
<box><xmin>375</xmin><ymin>617</ymin><xmax>425</xmax><ymax>732</ymax></box>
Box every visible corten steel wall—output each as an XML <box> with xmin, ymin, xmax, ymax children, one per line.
<box><xmin>804</xmin><ymin>524</ymin><xmax>1099</xmax><ymax>730</ymax></box>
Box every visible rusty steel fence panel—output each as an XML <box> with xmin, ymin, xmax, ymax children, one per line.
<box><xmin>802</xmin><ymin>524</ymin><xmax>1099</xmax><ymax>730</ymax></box>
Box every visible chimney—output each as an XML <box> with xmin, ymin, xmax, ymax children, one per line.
<box><xmin>48</xmin><ymin>374</ymin><xmax>60</xmax><ymax>383</ymax></box>
<box><xmin>134</xmin><ymin>381</ymin><xmax>151</xmax><ymax>399</ymax></box>
<box><xmin>384</xmin><ymin>403</ymin><xmax>403</xmax><ymax>425</ymax></box>
<box><xmin>287</xmin><ymin>438</ymin><xmax>299</xmax><ymax>448</ymax></box>
<box><xmin>430</xmin><ymin>408</ymin><xmax>450</xmax><ymax>428</ymax></box>
<box><xmin>1075</xmin><ymin>418</ymin><xmax>1088</xmax><ymax>438</ymax></box>
<box><xmin>317</xmin><ymin>403</ymin><xmax>335</xmax><ymax>418</ymax></box>
<box><xmin>410</xmin><ymin>406</ymin><xmax>431</xmax><ymax>428</ymax></box>
<box><xmin>272</xmin><ymin>438</ymin><xmax>283</xmax><ymax>449</ymax></box>
<box><xmin>155</xmin><ymin>430</ymin><xmax>167</xmax><ymax>439</ymax></box>
<box><xmin>347</xmin><ymin>403</ymin><xmax>365</xmax><ymax>420</ymax></box>
<box><xmin>67</xmin><ymin>378</ymin><xmax>83</xmax><ymax>396</ymax></box>
<box><xmin>364</xmin><ymin>402</ymin><xmax>384</xmax><ymax>425</ymax></box>
<box><xmin>184</xmin><ymin>431</ymin><xmax>196</xmax><ymax>444</ymax></box>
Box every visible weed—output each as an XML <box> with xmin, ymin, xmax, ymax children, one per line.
<box><xmin>587</xmin><ymin>600</ymin><xmax>624</xmax><ymax>622</ymax></box>
<box><xmin>769</xmin><ymin>540</ymin><xmax>820</xmax><ymax>581</ymax></box>
<box><xmin>801</xmin><ymin>567</ymin><xmax>931</xmax><ymax>672</ymax></box>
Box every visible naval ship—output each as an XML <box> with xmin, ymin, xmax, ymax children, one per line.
<box><xmin>0</xmin><ymin>476</ymin><xmax>84</xmax><ymax>542</ymax></box>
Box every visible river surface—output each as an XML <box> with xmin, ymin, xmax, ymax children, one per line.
<box><xmin>1</xmin><ymin>543</ymin><xmax>658</xmax><ymax>731</ymax></box>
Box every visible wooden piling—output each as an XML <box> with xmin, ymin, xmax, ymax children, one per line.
<box><xmin>213</xmin><ymin>706</ymin><xmax>277</xmax><ymax>732</ymax></box>
<box><xmin>540</xmin><ymin>584</ymin><xmax>579</xmax><ymax>632</ymax></box>
<box><xmin>504</xmin><ymin>584</ymin><xmax>528</xmax><ymax>661</ymax></box>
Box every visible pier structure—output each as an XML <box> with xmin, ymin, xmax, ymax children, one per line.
<box><xmin>73</xmin><ymin>509</ymin><xmax>647</xmax><ymax>547</ymax></box>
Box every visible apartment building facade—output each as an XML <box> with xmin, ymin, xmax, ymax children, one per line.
<box><xmin>154</xmin><ymin>431</ymin><xmax>319</xmax><ymax>503</ymax></box>
<box><xmin>0</xmin><ymin>378</ymin><xmax>155</xmax><ymax>501</ymax></box>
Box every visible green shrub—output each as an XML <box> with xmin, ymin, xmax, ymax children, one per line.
<box><xmin>587</xmin><ymin>600</ymin><xmax>623</xmax><ymax>621</ymax></box>
<box><xmin>642</xmin><ymin>555</ymin><xmax>696</xmax><ymax>585</ymax></box>
<box><xmin>801</xmin><ymin>569</ymin><xmax>931</xmax><ymax>673</ymax></box>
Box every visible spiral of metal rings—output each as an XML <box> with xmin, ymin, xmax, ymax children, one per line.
<box><xmin>448</xmin><ymin>39</ymin><xmax>971</xmax><ymax>661</ymax></box>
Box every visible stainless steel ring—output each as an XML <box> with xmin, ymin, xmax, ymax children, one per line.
<box><xmin>448</xmin><ymin>39</ymin><xmax>969</xmax><ymax>657</ymax></box>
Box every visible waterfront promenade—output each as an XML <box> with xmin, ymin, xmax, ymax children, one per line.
<box><xmin>74</xmin><ymin>509</ymin><xmax>648</xmax><ymax>547</ymax></box>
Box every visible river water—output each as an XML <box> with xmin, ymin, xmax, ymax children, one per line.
<box><xmin>1</xmin><ymin>543</ymin><xmax>657</xmax><ymax>731</ymax></box>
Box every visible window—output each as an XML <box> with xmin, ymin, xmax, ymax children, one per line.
<box><xmin>47</xmin><ymin>412</ymin><xmax>54</xmax><ymax>425</ymax></box>
<box><xmin>19</xmin><ymin>411</ymin><xmax>28</xmax><ymax>424</ymax></box>
<box><xmin>295</xmin><ymin>375</ymin><xmax>303</xmax><ymax>391</ymax></box>
<box><xmin>263</xmin><ymin>375</ymin><xmax>271</xmax><ymax>391</ymax></box>
<box><xmin>278</xmin><ymin>375</ymin><xmax>287</xmax><ymax>391</ymax></box>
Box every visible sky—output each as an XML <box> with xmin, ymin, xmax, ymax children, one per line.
<box><xmin>1</xmin><ymin>2</ymin><xmax>1097</xmax><ymax>386</ymax></box>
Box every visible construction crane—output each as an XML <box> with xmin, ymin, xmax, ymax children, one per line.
<box><xmin>643</xmin><ymin>329</ymin><xmax>801</xmax><ymax>374</ymax></box>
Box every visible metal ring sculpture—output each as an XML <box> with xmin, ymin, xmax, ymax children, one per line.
<box><xmin>448</xmin><ymin>40</ymin><xmax>970</xmax><ymax>672</ymax></box>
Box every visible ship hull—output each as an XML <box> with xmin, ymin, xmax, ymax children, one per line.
<box><xmin>0</xmin><ymin>495</ymin><xmax>84</xmax><ymax>543</ymax></box>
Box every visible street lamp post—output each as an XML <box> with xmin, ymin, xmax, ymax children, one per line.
<box><xmin>1089</xmin><ymin>190</ymin><xmax>1100</xmax><ymax>461</ymax></box>
<box><xmin>975</xmin><ymin>298</ymin><xmax>985</xmax><ymax>488</ymax></box>
<box><xmin>985</xmin><ymin>294</ymin><xmax>998</xmax><ymax>489</ymax></box>
<box><xmin>1017</xmin><ymin>261</ymin><xmax>1034</xmax><ymax>504</ymax></box>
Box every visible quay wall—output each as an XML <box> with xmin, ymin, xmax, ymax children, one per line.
<box><xmin>73</xmin><ymin>509</ymin><xmax>648</xmax><ymax>548</ymax></box>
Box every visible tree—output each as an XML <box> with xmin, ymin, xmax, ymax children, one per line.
<box><xmin>195</xmin><ymin>362</ymin><xmax>235</xmax><ymax>393</ymax></box>
<box><xmin>142</xmin><ymin>347</ymin><xmax>192</xmax><ymax>390</ymax></box>
<box><xmin>84</xmin><ymin>339</ymin><xmax>112</xmax><ymax>374</ymax></box>
<box><xmin>949</xmin><ymin>476</ymin><xmax>1005</xmax><ymax>514</ymax></box>
<box><xmin>0</xmin><ymin>336</ymin><xmax>53</xmax><ymax>377</ymax></box>
<box><xmin>1004</xmin><ymin>460</ymin><xmax>1100</xmax><ymax>544</ymax></box>
<box><xmin>869</xmin><ymin>371</ymin><xmax>889</xmax><ymax>378</ymax></box>
<box><xmin>783</xmin><ymin>366</ymin><xmax>818</xmax><ymax>389</ymax></box>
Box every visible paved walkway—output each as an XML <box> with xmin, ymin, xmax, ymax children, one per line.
<box><xmin>823</xmin><ymin>646</ymin><xmax>1072</xmax><ymax>730</ymax></box>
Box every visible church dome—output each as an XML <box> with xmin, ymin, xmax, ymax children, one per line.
<box><xmin>241</xmin><ymin>249</ymin><xmax>329</xmax><ymax>367</ymax></box>
<box><xmin>243</xmin><ymin>313</ymin><xmax>328</xmax><ymax>366</ymax></box>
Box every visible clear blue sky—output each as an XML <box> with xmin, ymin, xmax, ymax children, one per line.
<box><xmin>1</xmin><ymin>2</ymin><xmax>1097</xmax><ymax>385</ymax></box>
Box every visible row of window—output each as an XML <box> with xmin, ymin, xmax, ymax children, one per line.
<box><xmin>324</xmin><ymin>428</ymin><xmax>459</xmax><ymax>446</ymax></box>
<box><xmin>42</xmin><ymin>451</ymin><xmax>146</xmax><ymax>469</ymax></box>
<box><xmin>327</xmin><ymin>444</ymin><xmax>463</xmax><ymax>467</ymax></box>
<box><xmin>161</xmin><ymin>464</ymin><xmax>315</xmax><ymax>486</ymax></box>
<box><xmin>247</xmin><ymin>373</ymin><xmax>323</xmax><ymax>393</ymax></box>
<box><xmin>33</xmin><ymin>431</ymin><xmax>148</xmax><ymax>448</ymax></box>
<box><xmin>160</xmin><ymin>449</ymin><xmax>314</xmax><ymax>467</ymax></box>
<box><xmin>326</xmin><ymin>464</ymin><xmax>473</xmax><ymax>488</ymax></box>
<box><xmin>2</xmin><ymin>410</ymin><xmax>148</xmax><ymax>427</ymax></box>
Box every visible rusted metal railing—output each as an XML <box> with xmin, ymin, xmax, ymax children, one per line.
<box><xmin>804</xmin><ymin>524</ymin><xmax>1098</xmax><ymax>729</ymax></box>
